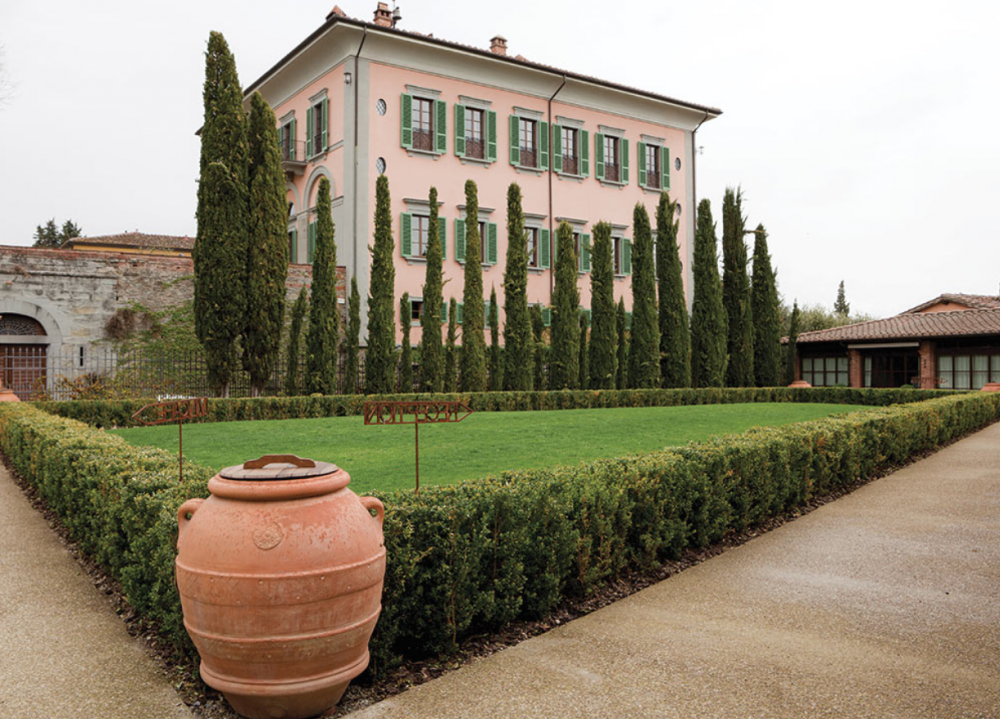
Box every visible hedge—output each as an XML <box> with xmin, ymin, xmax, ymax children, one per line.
<box><xmin>2</xmin><ymin>392</ymin><xmax>998</xmax><ymax>679</ymax></box>
<box><xmin>36</xmin><ymin>386</ymin><xmax>962</xmax><ymax>429</ymax></box>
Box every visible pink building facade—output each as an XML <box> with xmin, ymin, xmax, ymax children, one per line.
<box><xmin>248</xmin><ymin>6</ymin><xmax>721</xmax><ymax>342</ymax></box>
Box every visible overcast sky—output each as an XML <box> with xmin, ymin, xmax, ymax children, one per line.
<box><xmin>1</xmin><ymin>0</ymin><xmax>997</xmax><ymax>317</ymax></box>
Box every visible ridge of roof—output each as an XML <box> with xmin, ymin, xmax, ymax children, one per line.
<box><xmin>245</xmin><ymin>15</ymin><xmax>722</xmax><ymax>117</ymax></box>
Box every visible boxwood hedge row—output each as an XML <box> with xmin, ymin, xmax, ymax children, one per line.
<box><xmin>1</xmin><ymin>391</ymin><xmax>997</xmax><ymax>677</ymax></box>
<box><xmin>38</xmin><ymin>386</ymin><xmax>960</xmax><ymax>429</ymax></box>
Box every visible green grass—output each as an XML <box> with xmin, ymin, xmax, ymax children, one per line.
<box><xmin>112</xmin><ymin>403</ymin><xmax>866</xmax><ymax>493</ymax></box>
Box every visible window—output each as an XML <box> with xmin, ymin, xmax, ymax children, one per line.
<box><xmin>287</xmin><ymin>229</ymin><xmax>298</xmax><ymax>263</ymax></box>
<box><xmin>519</xmin><ymin>118</ymin><xmax>537</xmax><ymax>168</ymax></box>
<box><xmin>645</xmin><ymin>144</ymin><xmax>660</xmax><ymax>189</ymax></box>
<box><xmin>402</xmin><ymin>212</ymin><xmax>446</xmax><ymax>260</ymax></box>
<box><xmin>937</xmin><ymin>352</ymin><xmax>1000</xmax><ymax>390</ymax></box>
<box><xmin>561</xmin><ymin>127</ymin><xmax>578</xmax><ymax>175</ymax></box>
<box><xmin>575</xmin><ymin>232</ymin><xmax>592</xmax><ymax>272</ymax></box>
<box><xmin>409</xmin><ymin>298</ymin><xmax>423</xmax><ymax>325</ymax></box>
<box><xmin>311</xmin><ymin>101</ymin><xmax>324</xmax><ymax>154</ymax></box>
<box><xmin>280</xmin><ymin>122</ymin><xmax>296</xmax><ymax>161</ymax></box>
<box><xmin>603</xmin><ymin>135</ymin><xmax>619</xmax><ymax>182</ymax></box>
<box><xmin>639</xmin><ymin>142</ymin><xmax>669</xmax><ymax>190</ymax></box>
<box><xmin>412</xmin><ymin>97</ymin><xmax>434</xmax><ymax>151</ymax></box>
<box><xmin>465</xmin><ymin>107</ymin><xmax>485</xmax><ymax>159</ymax></box>
<box><xmin>526</xmin><ymin>227</ymin><xmax>539</xmax><ymax>267</ymax></box>
<box><xmin>613</xmin><ymin>236</ymin><xmax>622</xmax><ymax>274</ymax></box>
<box><xmin>803</xmin><ymin>356</ymin><xmax>849</xmax><ymax>387</ymax></box>
<box><xmin>412</xmin><ymin>215</ymin><xmax>430</xmax><ymax>257</ymax></box>
<box><xmin>479</xmin><ymin>220</ymin><xmax>488</xmax><ymax>262</ymax></box>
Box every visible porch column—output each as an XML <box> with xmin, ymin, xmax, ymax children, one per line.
<box><xmin>848</xmin><ymin>349</ymin><xmax>863</xmax><ymax>388</ymax></box>
<box><xmin>919</xmin><ymin>341</ymin><xmax>937</xmax><ymax>389</ymax></box>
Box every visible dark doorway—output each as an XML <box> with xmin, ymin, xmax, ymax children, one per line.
<box><xmin>867</xmin><ymin>351</ymin><xmax>919</xmax><ymax>388</ymax></box>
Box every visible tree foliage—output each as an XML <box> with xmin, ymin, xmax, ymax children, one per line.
<box><xmin>616</xmin><ymin>298</ymin><xmax>628</xmax><ymax>390</ymax></box>
<box><xmin>33</xmin><ymin>219</ymin><xmax>82</xmax><ymax>248</ymax></box>
<box><xmin>549</xmin><ymin>221</ymin><xmax>580</xmax><ymax>389</ymax></box>
<box><xmin>579</xmin><ymin>312</ymin><xmax>589</xmax><ymax>390</ymax></box>
<box><xmin>365</xmin><ymin>175</ymin><xmax>396</xmax><ymax>394</ymax></box>
<box><xmin>489</xmin><ymin>287</ymin><xmax>502</xmax><ymax>391</ymax></box>
<box><xmin>722</xmin><ymin>187</ymin><xmax>753</xmax><ymax>387</ymax></box>
<box><xmin>284</xmin><ymin>287</ymin><xmax>307</xmax><ymax>396</ymax></box>
<box><xmin>502</xmin><ymin>183</ymin><xmax>532</xmax><ymax>391</ymax></box>
<box><xmin>834</xmin><ymin>280</ymin><xmax>850</xmax><ymax>317</ymax></box>
<box><xmin>750</xmin><ymin>224</ymin><xmax>782</xmax><ymax>387</ymax></box>
<box><xmin>628</xmin><ymin>203</ymin><xmax>660</xmax><ymax>388</ymax></box>
<box><xmin>445</xmin><ymin>298</ymin><xmax>458</xmax><ymax>392</ymax></box>
<box><xmin>305</xmin><ymin>176</ymin><xmax>339</xmax><ymax>394</ymax></box>
<box><xmin>588</xmin><ymin>221</ymin><xmax>616</xmax><ymax>389</ymax></box>
<box><xmin>655</xmin><ymin>193</ymin><xmax>690</xmax><ymax>388</ymax></box>
<box><xmin>420</xmin><ymin>187</ymin><xmax>444</xmax><ymax>392</ymax></box>
<box><xmin>530</xmin><ymin>304</ymin><xmax>546</xmax><ymax>390</ymax></box>
<box><xmin>785</xmin><ymin>300</ymin><xmax>801</xmax><ymax>385</ymax></box>
<box><xmin>399</xmin><ymin>293</ymin><xmax>413</xmax><ymax>392</ymax></box>
<box><xmin>341</xmin><ymin>277</ymin><xmax>361</xmax><ymax>394</ymax></box>
<box><xmin>690</xmin><ymin>199</ymin><xmax>727</xmax><ymax>387</ymax></box>
<box><xmin>460</xmin><ymin>180</ymin><xmax>487</xmax><ymax>392</ymax></box>
<box><xmin>244</xmin><ymin>92</ymin><xmax>290</xmax><ymax>396</ymax></box>
<box><xmin>194</xmin><ymin>31</ymin><xmax>249</xmax><ymax>396</ymax></box>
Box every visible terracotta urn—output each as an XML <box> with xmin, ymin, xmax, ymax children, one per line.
<box><xmin>982</xmin><ymin>382</ymin><xmax>1000</xmax><ymax>393</ymax></box>
<box><xmin>0</xmin><ymin>378</ymin><xmax>19</xmax><ymax>402</ymax></box>
<box><xmin>176</xmin><ymin>455</ymin><xmax>386</xmax><ymax>719</ymax></box>
<box><xmin>788</xmin><ymin>380</ymin><xmax>812</xmax><ymax>388</ymax></box>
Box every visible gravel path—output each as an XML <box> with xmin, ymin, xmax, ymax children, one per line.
<box><xmin>0</xmin><ymin>464</ymin><xmax>192</xmax><ymax>719</ymax></box>
<box><xmin>351</xmin><ymin>421</ymin><xmax>1000</xmax><ymax>718</ymax></box>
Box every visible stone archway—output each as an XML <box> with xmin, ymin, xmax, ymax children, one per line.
<box><xmin>0</xmin><ymin>300</ymin><xmax>65</xmax><ymax>399</ymax></box>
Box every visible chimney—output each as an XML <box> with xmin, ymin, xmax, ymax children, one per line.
<box><xmin>373</xmin><ymin>2</ymin><xmax>393</xmax><ymax>27</ymax></box>
<box><xmin>326</xmin><ymin>5</ymin><xmax>346</xmax><ymax>19</ymax></box>
<box><xmin>490</xmin><ymin>35</ymin><xmax>508</xmax><ymax>56</ymax></box>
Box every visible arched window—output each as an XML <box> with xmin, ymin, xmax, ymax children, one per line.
<box><xmin>0</xmin><ymin>314</ymin><xmax>46</xmax><ymax>336</ymax></box>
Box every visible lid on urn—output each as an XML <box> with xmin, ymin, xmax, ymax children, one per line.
<box><xmin>219</xmin><ymin>454</ymin><xmax>338</xmax><ymax>481</ymax></box>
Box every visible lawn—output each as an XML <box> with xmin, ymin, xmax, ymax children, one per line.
<box><xmin>112</xmin><ymin>403</ymin><xmax>866</xmax><ymax>493</ymax></box>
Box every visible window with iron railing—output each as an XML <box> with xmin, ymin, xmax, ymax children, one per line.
<box><xmin>465</xmin><ymin>107</ymin><xmax>485</xmax><ymax>159</ymax></box>
<box><xmin>526</xmin><ymin>227</ymin><xmax>539</xmax><ymax>267</ymax></box>
<box><xmin>412</xmin><ymin>97</ymin><xmax>435</xmax><ymax>151</ymax></box>
<box><xmin>519</xmin><ymin>118</ymin><xmax>537</xmax><ymax>168</ymax></box>
<box><xmin>561</xmin><ymin>126</ymin><xmax>578</xmax><ymax>175</ymax></box>
<box><xmin>603</xmin><ymin>135</ymin><xmax>619</xmax><ymax>182</ymax></box>
<box><xmin>645</xmin><ymin>143</ymin><xmax>660</xmax><ymax>189</ymax></box>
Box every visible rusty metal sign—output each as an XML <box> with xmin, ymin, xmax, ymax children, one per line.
<box><xmin>362</xmin><ymin>400</ymin><xmax>473</xmax><ymax>493</ymax></box>
<box><xmin>132</xmin><ymin>397</ymin><xmax>209</xmax><ymax>482</ymax></box>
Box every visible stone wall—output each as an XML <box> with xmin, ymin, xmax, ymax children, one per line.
<box><xmin>0</xmin><ymin>245</ymin><xmax>340</xmax><ymax>354</ymax></box>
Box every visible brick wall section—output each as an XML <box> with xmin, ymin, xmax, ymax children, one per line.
<box><xmin>848</xmin><ymin>349</ymin><xmax>863</xmax><ymax>388</ymax></box>
<box><xmin>0</xmin><ymin>245</ymin><xmax>341</xmax><ymax>352</ymax></box>
<box><xmin>919</xmin><ymin>340</ymin><xmax>937</xmax><ymax>389</ymax></box>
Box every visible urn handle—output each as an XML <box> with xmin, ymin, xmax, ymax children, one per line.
<box><xmin>360</xmin><ymin>496</ymin><xmax>385</xmax><ymax>528</ymax></box>
<box><xmin>243</xmin><ymin>454</ymin><xmax>317</xmax><ymax>470</ymax></box>
<box><xmin>176</xmin><ymin>498</ymin><xmax>205</xmax><ymax>549</ymax></box>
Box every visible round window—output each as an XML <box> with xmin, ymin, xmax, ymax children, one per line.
<box><xmin>675</xmin><ymin>204</ymin><xmax>682</xmax><ymax>216</ymax></box>
<box><xmin>674</xmin><ymin>157</ymin><xmax>682</xmax><ymax>171</ymax></box>
<box><xmin>376</xmin><ymin>157</ymin><xmax>386</xmax><ymax>175</ymax></box>
<box><xmin>375</xmin><ymin>98</ymin><xmax>387</xmax><ymax>116</ymax></box>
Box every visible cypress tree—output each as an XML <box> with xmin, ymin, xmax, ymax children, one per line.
<box><xmin>628</xmin><ymin>203</ymin><xmax>660</xmax><ymax>388</ymax></box>
<box><xmin>656</xmin><ymin>193</ymin><xmax>691</xmax><ymax>388</ymax></box>
<box><xmin>834</xmin><ymin>281</ymin><xmax>850</xmax><ymax>317</ymax></box>
<box><xmin>502</xmin><ymin>183</ymin><xmax>532</xmax><ymax>390</ymax></box>
<box><xmin>420</xmin><ymin>187</ymin><xmax>444</xmax><ymax>392</ymax></box>
<box><xmin>751</xmin><ymin>224</ymin><xmax>782</xmax><ymax>386</ymax></box>
<box><xmin>399</xmin><ymin>293</ymin><xmax>413</xmax><ymax>392</ymax></box>
<box><xmin>445</xmin><ymin>297</ymin><xmax>458</xmax><ymax>392</ymax></box>
<box><xmin>786</xmin><ymin>300</ymin><xmax>801</xmax><ymax>385</ymax></box>
<box><xmin>489</xmin><ymin>286</ymin><xmax>502</xmax><ymax>391</ymax></box>
<box><xmin>341</xmin><ymin>277</ymin><xmax>360</xmax><ymax>394</ymax></box>
<box><xmin>588</xmin><ymin>221</ymin><xmax>616</xmax><ymax>389</ymax></box>
<box><xmin>244</xmin><ymin>92</ymin><xmax>289</xmax><ymax>396</ymax></box>
<box><xmin>194</xmin><ymin>31</ymin><xmax>248</xmax><ymax>397</ymax></box>
<box><xmin>579</xmin><ymin>312</ymin><xmax>589</xmax><ymax>390</ymax></box>
<box><xmin>690</xmin><ymin>199</ymin><xmax>727</xmax><ymax>387</ymax></box>
<box><xmin>305</xmin><ymin>176</ymin><xmax>338</xmax><ymax>394</ymax></box>
<box><xmin>530</xmin><ymin>304</ymin><xmax>546</xmax><ymax>390</ymax></box>
<box><xmin>549</xmin><ymin>221</ymin><xmax>580</xmax><ymax>389</ymax></box>
<box><xmin>616</xmin><ymin>298</ymin><xmax>628</xmax><ymax>389</ymax></box>
<box><xmin>365</xmin><ymin>175</ymin><xmax>396</xmax><ymax>394</ymax></box>
<box><xmin>722</xmin><ymin>187</ymin><xmax>754</xmax><ymax>386</ymax></box>
<box><xmin>284</xmin><ymin>287</ymin><xmax>307</xmax><ymax>396</ymax></box>
<box><xmin>460</xmin><ymin>180</ymin><xmax>487</xmax><ymax>392</ymax></box>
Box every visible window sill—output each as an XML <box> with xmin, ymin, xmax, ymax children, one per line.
<box><xmin>406</xmin><ymin>147</ymin><xmax>444</xmax><ymax>160</ymax></box>
<box><xmin>307</xmin><ymin>150</ymin><xmax>328</xmax><ymax>163</ymax></box>
<box><xmin>528</xmin><ymin>267</ymin><xmax>546</xmax><ymax>274</ymax></box>
<box><xmin>556</xmin><ymin>172</ymin><xmax>585</xmax><ymax>183</ymax></box>
<box><xmin>403</xmin><ymin>256</ymin><xmax>427</xmax><ymax>265</ymax></box>
<box><xmin>513</xmin><ymin>164</ymin><xmax>544</xmax><ymax>176</ymax></box>
<box><xmin>640</xmin><ymin>184</ymin><xmax>667</xmax><ymax>195</ymax></box>
<box><xmin>459</xmin><ymin>155</ymin><xmax>493</xmax><ymax>167</ymax></box>
<box><xmin>457</xmin><ymin>262</ymin><xmax>497</xmax><ymax>270</ymax></box>
<box><xmin>599</xmin><ymin>179</ymin><xmax>627</xmax><ymax>189</ymax></box>
<box><xmin>614</xmin><ymin>273</ymin><xmax>629</xmax><ymax>279</ymax></box>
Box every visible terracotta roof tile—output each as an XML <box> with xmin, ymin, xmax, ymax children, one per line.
<box><xmin>902</xmin><ymin>293</ymin><xmax>1000</xmax><ymax>313</ymax></box>
<box><xmin>796</xmin><ymin>308</ymin><xmax>1000</xmax><ymax>344</ymax></box>
<box><xmin>63</xmin><ymin>232</ymin><xmax>195</xmax><ymax>252</ymax></box>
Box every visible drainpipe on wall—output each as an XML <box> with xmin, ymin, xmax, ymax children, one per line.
<box><xmin>352</xmin><ymin>27</ymin><xmax>368</xmax><ymax>280</ymax></box>
<box><xmin>547</xmin><ymin>75</ymin><xmax>567</xmax><ymax>302</ymax></box>
<box><xmin>690</xmin><ymin>110</ymin><xmax>709</xmax><ymax>229</ymax></box>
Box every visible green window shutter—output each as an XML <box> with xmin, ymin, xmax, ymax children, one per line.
<box><xmin>290</xmin><ymin>228</ymin><xmax>298</xmax><ymax>263</ymax></box>
<box><xmin>487</xmin><ymin>110</ymin><xmax>498</xmax><ymax>162</ymax></box>
<box><xmin>539</xmin><ymin>228</ymin><xmax>551</xmax><ymax>269</ymax></box>
<box><xmin>637</xmin><ymin>141</ymin><xmax>647</xmax><ymax>187</ymax></box>
<box><xmin>306</xmin><ymin>107</ymin><xmax>314</xmax><ymax>157</ymax></box>
<box><xmin>435</xmin><ymin>99</ymin><xmax>447</xmax><ymax>154</ymax></box>
<box><xmin>580</xmin><ymin>129</ymin><xmax>590</xmax><ymax>176</ymax></box>
<box><xmin>455</xmin><ymin>218</ymin><xmax>466</xmax><ymax>262</ymax></box>
<box><xmin>400</xmin><ymin>213</ymin><xmax>412</xmax><ymax>258</ymax></box>
<box><xmin>623</xmin><ymin>238</ymin><xmax>632</xmax><ymax>274</ymax></box>
<box><xmin>661</xmin><ymin>146</ymin><xmax>670</xmax><ymax>190</ymax></box>
<box><xmin>440</xmin><ymin>301</ymin><xmax>448</xmax><ymax>324</ymax></box>
<box><xmin>552</xmin><ymin>124</ymin><xmax>562</xmax><ymax>173</ymax></box>
<box><xmin>400</xmin><ymin>93</ymin><xmax>413</xmax><ymax>149</ymax></box>
<box><xmin>621</xmin><ymin>138</ymin><xmax>630</xmax><ymax>184</ymax></box>
<box><xmin>439</xmin><ymin>217</ymin><xmax>447</xmax><ymax>260</ymax></box>
<box><xmin>487</xmin><ymin>222</ymin><xmax>498</xmax><ymax>264</ymax></box>
<box><xmin>307</xmin><ymin>222</ymin><xmax>316</xmax><ymax>264</ymax></box>
<box><xmin>542</xmin><ymin>306</ymin><xmax>551</xmax><ymax>327</ymax></box>
<box><xmin>539</xmin><ymin>121</ymin><xmax>549</xmax><ymax>170</ymax></box>
<box><xmin>289</xmin><ymin>118</ymin><xmax>297</xmax><ymax>160</ymax></box>
<box><xmin>321</xmin><ymin>98</ymin><xmax>329</xmax><ymax>152</ymax></box>
<box><xmin>509</xmin><ymin>115</ymin><xmax>520</xmax><ymax>165</ymax></box>
<box><xmin>595</xmin><ymin>132</ymin><xmax>605</xmax><ymax>180</ymax></box>
<box><xmin>625</xmin><ymin>311</ymin><xmax>632</xmax><ymax>330</ymax></box>
<box><xmin>454</xmin><ymin>104</ymin><xmax>466</xmax><ymax>157</ymax></box>
<box><xmin>456</xmin><ymin>302</ymin><xmax>464</xmax><ymax>325</ymax></box>
<box><xmin>582</xmin><ymin>233</ymin><xmax>591</xmax><ymax>272</ymax></box>
<box><xmin>585</xmin><ymin>309</ymin><xmax>592</xmax><ymax>326</ymax></box>
<box><xmin>484</xmin><ymin>300</ymin><xmax>490</xmax><ymax>327</ymax></box>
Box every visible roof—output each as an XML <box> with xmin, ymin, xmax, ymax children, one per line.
<box><xmin>902</xmin><ymin>293</ymin><xmax>1000</xmax><ymax>313</ymax></box>
<box><xmin>795</xmin><ymin>307</ymin><xmax>1000</xmax><ymax>344</ymax></box>
<box><xmin>245</xmin><ymin>14</ymin><xmax>722</xmax><ymax>118</ymax></box>
<box><xmin>62</xmin><ymin>232</ymin><xmax>195</xmax><ymax>252</ymax></box>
